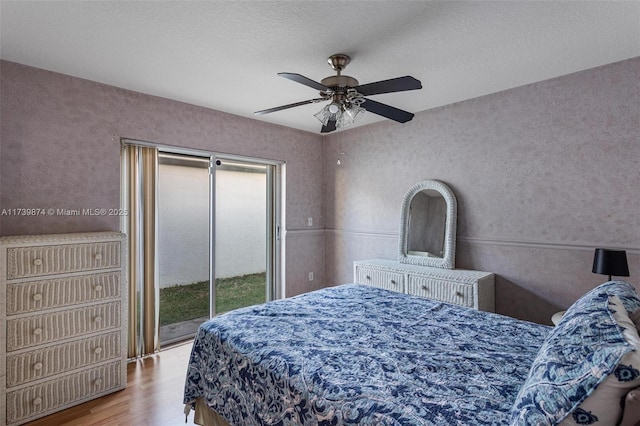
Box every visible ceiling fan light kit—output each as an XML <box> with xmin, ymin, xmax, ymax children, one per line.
<box><xmin>255</xmin><ymin>54</ymin><xmax>422</xmax><ymax>133</ymax></box>
<box><xmin>314</xmin><ymin>102</ymin><xmax>341</xmax><ymax>126</ymax></box>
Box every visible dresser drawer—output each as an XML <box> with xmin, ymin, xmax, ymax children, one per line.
<box><xmin>355</xmin><ymin>266</ymin><xmax>404</xmax><ymax>292</ymax></box>
<box><xmin>1</xmin><ymin>232</ymin><xmax>127</xmax><ymax>426</ymax></box>
<box><xmin>6</xmin><ymin>301</ymin><xmax>121</xmax><ymax>352</ymax></box>
<box><xmin>407</xmin><ymin>276</ymin><xmax>474</xmax><ymax>308</ymax></box>
<box><xmin>6</xmin><ymin>360</ymin><xmax>123</xmax><ymax>425</ymax></box>
<box><xmin>6</xmin><ymin>331</ymin><xmax>122</xmax><ymax>387</ymax></box>
<box><xmin>6</xmin><ymin>272</ymin><xmax>121</xmax><ymax>315</ymax></box>
<box><xmin>5</xmin><ymin>241</ymin><xmax>121</xmax><ymax>280</ymax></box>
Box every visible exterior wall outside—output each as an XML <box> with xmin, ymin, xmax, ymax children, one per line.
<box><xmin>0</xmin><ymin>60</ymin><xmax>324</xmax><ymax>297</ymax></box>
<box><xmin>158</xmin><ymin>165</ymin><xmax>266</xmax><ymax>288</ymax></box>
<box><xmin>323</xmin><ymin>57</ymin><xmax>640</xmax><ymax>325</ymax></box>
<box><xmin>158</xmin><ymin>163</ymin><xmax>209</xmax><ymax>287</ymax></box>
<box><xmin>214</xmin><ymin>169</ymin><xmax>267</xmax><ymax>280</ymax></box>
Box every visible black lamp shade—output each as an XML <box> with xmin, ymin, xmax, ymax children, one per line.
<box><xmin>592</xmin><ymin>248</ymin><xmax>630</xmax><ymax>278</ymax></box>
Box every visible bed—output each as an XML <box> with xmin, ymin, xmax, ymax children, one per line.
<box><xmin>183</xmin><ymin>281</ymin><xmax>640</xmax><ymax>425</ymax></box>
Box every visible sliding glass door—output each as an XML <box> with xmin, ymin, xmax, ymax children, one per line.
<box><xmin>157</xmin><ymin>153</ymin><xmax>211</xmax><ymax>345</ymax></box>
<box><xmin>212</xmin><ymin>159</ymin><xmax>277</xmax><ymax>315</ymax></box>
<box><xmin>154</xmin><ymin>151</ymin><xmax>281</xmax><ymax>346</ymax></box>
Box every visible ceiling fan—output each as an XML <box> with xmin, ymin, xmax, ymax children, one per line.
<box><xmin>254</xmin><ymin>54</ymin><xmax>422</xmax><ymax>133</ymax></box>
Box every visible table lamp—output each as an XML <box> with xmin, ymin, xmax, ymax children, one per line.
<box><xmin>592</xmin><ymin>248</ymin><xmax>630</xmax><ymax>281</ymax></box>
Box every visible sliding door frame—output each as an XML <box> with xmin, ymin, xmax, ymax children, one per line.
<box><xmin>212</xmin><ymin>153</ymin><xmax>285</xmax><ymax>304</ymax></box>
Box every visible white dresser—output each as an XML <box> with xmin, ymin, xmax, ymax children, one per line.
<box><xmin>0</xmin><ymin>232</ymin><xmax>127</xmax><ymax>426</ymax></box>
<box><xmin>354</xmin><ymin>259</ymin><xmax>495</xmax><ymax>312</ymax></box>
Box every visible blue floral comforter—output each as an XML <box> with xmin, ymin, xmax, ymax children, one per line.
<box><xmin>184</xmin><ymin>284</ymin><xmax>549</xmax><ymax>425</ymax></box>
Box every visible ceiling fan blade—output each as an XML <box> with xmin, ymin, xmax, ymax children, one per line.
<box><xmin>278</xmin><ymin>73</ymin><xmax>330</xmax><ymax>92</ymax></box>
<box><xmin>361</xmin><ymin>99</ymin><xmax>415</xmax><ymax>123</ymax></box>
<box><xmin>355</xmin><ymin>76</ymin><xmax>422</xmax><ymax>96</ymax></box>
<box><xmin>255</xmin><ymin>98</ymin><xmax>327</xmax><ymax>115</ymax></box>
<box><xmin>321</xmin><ymin>119</ymin><xmax>337</xmax><ymax>133</ymax></box>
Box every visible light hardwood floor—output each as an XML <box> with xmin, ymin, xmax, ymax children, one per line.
<box><xmin>24</xmin><ymin>341</ymin><xmax>197</xmax><ymax>426</ymax></box>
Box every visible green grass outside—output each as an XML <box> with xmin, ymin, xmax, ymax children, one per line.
<box><xmin>159</xmin><ymin>272</ymin><xmax>266</xmax><ymax>326</ymax></box>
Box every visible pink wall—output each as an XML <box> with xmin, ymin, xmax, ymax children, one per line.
<box><xmin>324</xmin><ymin>57</ymin><xmax>640</xmax><ymax>324</ymax></box>
<box><xmin>2</xmin><ymin>58</ymin><xmax>639</xmax><ymax>323</ymax></box>
<box><xmin>0</xmin><ymin>60</ymin><xmax>325</xmax><ymax>297</ymax></box>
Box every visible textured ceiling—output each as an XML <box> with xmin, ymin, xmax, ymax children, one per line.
<box><xmin>1</xmin><ymin>1</ymin><xmax>639</xmax><ymax>134</ymax></box>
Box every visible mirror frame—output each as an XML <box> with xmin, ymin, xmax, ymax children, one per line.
<box><xmin>398</xmin><ymin>179</ymin><xmax>457</xmax><ymax>269</ymax></box>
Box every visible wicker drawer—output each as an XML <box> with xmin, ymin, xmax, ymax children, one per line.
<box><xmin>355</xmin><ymin>266</ymin><xmax>404</xmax><ymax>293</ymax></box>
<box><xmin>6</xmin><ymin>331</ymin><xmax>122</xmax><ymax>387</ymax></box>
<box><xmin>354</xmin><ymin>260</ymin><xmax>494</xmax><ymax>311</ymax></box>
<box><xmin>6</xmin><ymin>301</ymin><xmax>121</xmax><ymax>352</ymax></box>
<box><xmin>6</xmin><ymin>272</ymin><xmax>121</xmax><ymax>315</ymax></box>
<box><xmin>407</xmin><ymin>276</ymin><xmax>474</xmax><ymax>308</ymax></box>
<box><xmin>6</xmin><ymin>241</ymin><xmax>121</xmax><ymax>280</ymax></box>
<box><xmin>1</xmin><ymin>232</ymin><xmax>127</xmax><ymax>426</ymax></box>
<box><xmin>6</xmin><ymin>360</ymin><xmax>122</xmax><ymax>425</ymax></box>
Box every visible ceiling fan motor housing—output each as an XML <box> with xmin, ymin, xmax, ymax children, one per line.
<box><xmin>320</xmin><ymin>75</ymin><xmax>359</xmax><ymax>90</ymax></box>
<box><xmin>321</xmin><ymin>54</ymin><xmax>359</xmax><ymax>101</ymax></box>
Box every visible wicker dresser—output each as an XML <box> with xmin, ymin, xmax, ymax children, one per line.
<box><xmin>354</xmin><ymin>259</ymin><xmax>495</xmax><ymax>312</ymax></box>
<box><xmin>0</xmin><ymin>232</ymin><xmax>127</xmax><ymax>426</ymax></box>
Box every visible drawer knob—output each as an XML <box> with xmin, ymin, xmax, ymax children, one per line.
<box><xmin>94</xmin><ymin>316</ymin><xmax>103</xmax><ymax>324</ymax></box>
<box><xmin>33</xmin><ymin>327</ymin><xmax>43</xmax><ymax>335</ymax></box>
<box><xmin>390</xmin><ymin>280</ymin><xmax>396</xmax><ymax>285</ymax></box>
<box><xmin>455</xmin><ymin>291</ymin><xmax>464</xmax><ymax>297</ymax></box>
<box><xmin>94</xmin><ymin>347</ymin><xmax>103</xmax><ymax>355</ymax></box>
<box><xmin>365</xmin><ymin>275</ymin><xmax>371</xmax><ymax>280</ymax></box>
<box><xmin>33</xmin><ymin>258</ymin><xmax>43</xmax><ymax>266</ymax></box>
<box><xmin>94</xmin><ymin>285</ymin><xmax>103</xmax><ymax>292</ymax></box>
<box><xmin>32</xmin><ymin>293</ymin><xmax>43</xmax><ymax>301</ymax></box>
<box><xmin>94</xmin><ymin>378</ymin><xmax>103</xmax><ymax>386</ymax></box>
<box><xmin>94</xmin><ymin>253</ymin><xmax>102</xmax><ymax>261</ymax></box>
<box><xmin>33</xmin><ymin>362</ymin><xmax>43</xmax><ymax>371</ymax></box>
<box><xmin>422</xmin><ymin>285</ymin><xmax>429</xmax><ymax>291</ymax></box>
<box><xmin>32</xmin><ymin>397</ymin><xmax>42</xmax><ymax>406</ymax></box>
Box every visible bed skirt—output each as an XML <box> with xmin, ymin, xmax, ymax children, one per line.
<box><xmin>190</xmin><ymin>398</ymin><xmax>231</xmax><ymax>426</ymax></box>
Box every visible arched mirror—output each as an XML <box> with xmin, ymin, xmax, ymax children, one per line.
<box><xmin>398</xmin><ymin>180</ymin><xmax>457</xmax><ymax>269</ymax></box>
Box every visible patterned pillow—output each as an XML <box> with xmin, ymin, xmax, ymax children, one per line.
<box><xmin>558</xmin><ymin>295</ymin><xmax>640</xmax><ymax>425</ymax></box>
<box><xmin>510</xmin><ymin>281</ymin><xmax>640</xmax><ymax>425</ymax></box>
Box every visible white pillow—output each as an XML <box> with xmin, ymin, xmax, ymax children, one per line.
<box><xmin>619</xmin><ymin>388</ymin><xmax>640</xmax><ymax>426</ymax></box>
<box><xmin>630</xmin><ymin>308</ymin><xmax>640</xmax><ymax>332</ymax></box>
